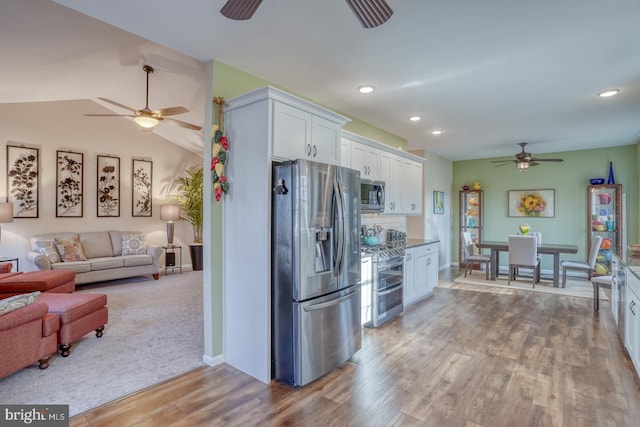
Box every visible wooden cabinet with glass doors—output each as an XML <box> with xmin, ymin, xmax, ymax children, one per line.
<box><xmin>588</xmin><ymin>184</ymin><xmax>622</xmax><ymax>276</ymax></box>
<box><xmin>459</xmin><ymin>190</ymin><xmax>483</xmax><ymax>269</ymax></box>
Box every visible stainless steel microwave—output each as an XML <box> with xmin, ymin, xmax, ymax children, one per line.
<box><xmin>360</xmin><ymin>179</ymin><xmax>385</xmax><ymax>213</ymax></box>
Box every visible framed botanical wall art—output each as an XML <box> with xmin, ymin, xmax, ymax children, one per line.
<box><xmin>56</xmin><ymin>150</ymin><xmax>83</xmax><ymax>217</ymax></box>
<box><xmin>433</xmin><ymin>190</ymin><xmax>444</xmax><ymax>214</ymax></box>
<box><xmin>6</xmin><ymin>144</ymin><xmax>39</xmax><ymax>218</ymax></box>
<box><xmin>508</xmin><ymin>189</ymin><xmax>555</xmax><ymax>218</ymax></box>
<box><xmin>132</xmin><ymin>158</ymin><xmax>152</xmax><ymax>217</ymax></box>
<box><xmin>97</xmin><ymin>155</ymin><xmax>120</xmax><ymax>217</ymax></box>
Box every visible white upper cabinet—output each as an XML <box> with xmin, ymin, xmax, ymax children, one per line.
<box><xmin>402</xmin><ymin>158</ymin><xmax>423</xmax><ymax>214</ymax></box>
<box><xmin>349</xmin><ymin>139</ymin><xmax>380</xmax><ymax>178</ymax></box>
<box><xmin>273</xmin><ymin>102</ymin><xmax>343</xmax><ymax>165</ymax></box>
<box><xmin>379</xmin><ymin>151</ymin><xmax>423</xmax><ymax>215</ymax></box>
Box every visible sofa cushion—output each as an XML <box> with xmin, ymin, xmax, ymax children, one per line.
<box><xmin>90</xmin><ymin>257</ymin><xmax>124</xmax><ymax>271</ymax></box>
<box><xmin>0</xmin><ymin>291</ymin><xmax>40</xmax><ymax>316</ymax></box>
<box><xmin>122</xmin><ymin>254</ymin><xmax>153</xmax><ymax>267</ymax></box>
<box><xmin>122</xmin><ymin>234</ymin><xmax>147</xmax><ymax>256</ymax></box>
<box><xmin>79</xmin><ymin>232</ymin><xmax>114</xmax><ymax>259</ymax></box>
<box><xmin>34</xmin><ymin>240</ymin><xmax>61</xmax><ymax>263</ymax></box>
<box><xmin>52</xmin><ymin>261</ymin><xmax>92</xmax><ymax>274</ymax></box>
<box><xmin>109</xmin><ymin>231</ymin><xmax>142</xmax><ymax>256</ymax></box>
<box><xmin>55</xmin><ymin>237</ymin><xmax>88</xmax><ymax>262</ymax></box>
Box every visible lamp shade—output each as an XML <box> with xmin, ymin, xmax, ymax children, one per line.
<box><xmin>0</xmin><ymin>202</ymin><xmax>14</xmax><ymax>223</ymax></box>
<box><xmin>160</xmin><ymin>204</ymin><xmax>180</xmax><ymax>221</ymax></box>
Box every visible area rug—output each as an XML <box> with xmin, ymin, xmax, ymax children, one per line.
<box><xmin>447</xmin><ymin>273</ymin><xmax>607</xmax><ymax>300</ymax></box>
<box><xmin>0</xmin><ymin>271</ymin><xmax>204</xmax><ymax>416</ymax></box>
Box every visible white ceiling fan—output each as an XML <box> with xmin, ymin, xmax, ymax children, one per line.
<box><xmin>85</xmin><ymin>65</ymin><xmax>202</xmax><ymax>132</ymax></box>
<box><xmin>220</xmin><ymin>0</ymin><xmax>393</xmax><ymax>28</ymax></box>
<box><xmin>491</xmin><ymin>142</ymin><xmax>564</xmax><ymax>172</ymax></box>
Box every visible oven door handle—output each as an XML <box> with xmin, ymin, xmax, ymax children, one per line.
<box><xmin>378</xmin><ymin>282</ymin><xmax>403</xmax><ymax>296</ymax></box>
<box><xmin>376</xmin><ymin>260</ymin><xmax>404</xmax><ymax>270</ymax></box>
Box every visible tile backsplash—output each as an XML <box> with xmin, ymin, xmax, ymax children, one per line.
<box><xmin>361</xmin><ymin>214</ymin><xmax>406</xmax><ymax>241</ymax></box>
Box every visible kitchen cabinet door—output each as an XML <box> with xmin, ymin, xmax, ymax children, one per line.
<box><xmin>273</xmin><ymin>102</ymin><xmax>341</xmax><ymax>164</ymax></box>
<box><xmin>626</xmin><ymin>270</ymin><xmax>640</xmax><ymax>374</ymax></box>
<box><xmin>404</xmin><ymin>243</ymin><xmax>437</xmax><ymax>306</ymax></box>
<box><xmin>380</xmin><ymin>151</ymin><xmax>402</xmax><ymax>213</ymax></box>
<box><xmin>350</xmin><ymin>140</ymin><xmax>380</xmax><ymax>178</ymax></box>
<box><xmin>401</xmin><ymin>159</ymin><xmax>422</xmax><ymax>215</ymax></box>
<box><xmin>404</xmin><ymin>248</ymin><xmax>416</xmax><ymax>305</ymax></box>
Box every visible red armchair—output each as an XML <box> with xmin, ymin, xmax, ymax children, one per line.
<box><xmin>0</xmin><ymin>300</ymin><xmax>60</xmax><ymax>379</ymax></box>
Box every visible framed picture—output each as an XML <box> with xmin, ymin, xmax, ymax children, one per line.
<box><xmin>433</xmin><ymin>190</ymin><xmax>444</xmax><ymax>214</ymax></box>
<box><xmin>6</xmin><ymin>144</ymin><xmax>39</xmax><ymax>218</ymax></box>
<box><xmin>132</xmin><ymin>159</ymin><xmax>152</xmax><ymax>217</ymax></box>
<box><xmin>508</xmin><ymin>189</ymin><xmax>555</xmax><ymax>218</ymax></box>
<box><xmin>56</xmin><ymin>150</ymin><xmax>83</xmax><ymax>217</ymax></box>
<box><xmin>97</xmin><ymin>155</ymin><xmax>120</xmax><ymax>217</ymax></box>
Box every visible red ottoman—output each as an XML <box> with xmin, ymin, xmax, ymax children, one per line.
<box><xmin>0</xmin><ymin>270</ymin><xmax>76</xmax><ymax>298</ymax></box>
<box><xmin>38</xmin><ymin>293</ymin><xmax>108</xmax><ymax>357</ymax></box>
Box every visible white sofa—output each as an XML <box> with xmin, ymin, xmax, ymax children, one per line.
<box><xmin>27</xmin><ymin>231</ymin><xmax>162</xmax><ymax>285</ymax></box>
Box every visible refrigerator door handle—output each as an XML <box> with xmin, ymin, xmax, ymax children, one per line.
<box><xmin>333</xmin><ymin>178</ymin><xmax>346</xmax><ymax>280</ymax></box>
<box><xmin>303</xmin><ymin>289</ymin><xmax>356</xmax><ymax>312</ymax></box>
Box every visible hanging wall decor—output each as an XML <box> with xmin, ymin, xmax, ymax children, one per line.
<box><xmin>211</xmin><ymin>96</ymin><xmax>229</xmax><ymax>202</ymax></box>
<box><xmin>132</xmin><ymin>158</ymin><xmax>153</xmax><ymax>217</ymax></box>
<box><xmin>97</xmin><ymin>155</ymin><xmax>120</xmax><ymax>217</ymax></box>
<box><xmin>56</xmin><ymin>150</ymin><xmax>83</xmax><ymax>217</ymax></box>
<box><xmin>7</xmin><ymin>144</ymin><xmax>39</xmax><ymax>218</ymax></box>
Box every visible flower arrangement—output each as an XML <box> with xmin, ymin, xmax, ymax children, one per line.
<box><xmin>211</xmin><ymin>96</ymin><xmax>229</xmax><ymax>202</ymax></box>
<box><xmin>517</xmin><ymin>193</ymin><xmax>547</xmax><ymax>216</ymax></box>
<box><xmin>518</xmin><ymin>224</ymin><xmax>530</xmax><ymax>235</ymax></box>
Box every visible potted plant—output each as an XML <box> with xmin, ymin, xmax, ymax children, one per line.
<box><xmin>173</xmin><ymin>165</ymin><xmax>203</xmax><ymax>270</ymax></box>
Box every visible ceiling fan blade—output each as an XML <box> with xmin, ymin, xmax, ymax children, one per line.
<box><xmin>530</xmin><ymin>158</ymin><xmax>564</xmax><ymax>162</ymax></box>
<box><xmin>154</xmin><ymin>106</ymin><xmax>189</xmax><ymax>117</ymax></box>
<box><xmin>529</xmin><ymin>162</ymin><xmax>540</xmax><ymax>166</ymax></box>
<box><xmin>345</xmin><ymin>0</ymin><xmax>393</xmax><ymax>28</ymax></box>
<box><xmin>84</xmin><ymin>114</ymin><xmax>134</xmax><ymax>118</ymax></box>
<box><xmin>220</xmin><ymin>0</ymin><xmax>263</xmax><ymax>20</ymax></box>
<box><xmin>161</xmin><ymin>117</ymin><xmax>202</xmax><ymax>131</ymax></box>
<box><xmin>490</xmin><ymin>160</ymin><xmax>516</xmax><ymax>164</ymax></box>
<box><xmin>97</xmin><ymin>97</ymin><xmax>137</xmax><ymax>113</ymax></box>
<box><xmin>494</xmin><ymin>162</ymin><xmax>514</xmax><ymax>167</ymax></box>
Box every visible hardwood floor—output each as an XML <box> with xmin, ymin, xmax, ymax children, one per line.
<box><xmin>71</xmin><ymin>267</ymin><xmax>640</xmax><ymax>426</ymax></box>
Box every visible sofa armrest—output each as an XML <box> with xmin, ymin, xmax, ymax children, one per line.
<box><xmin>0</xmin><ymin>301</ymin><xmax>49</xmax><ymax>332</ymax></box>
<box><xmin>146</xmin><ymin>244</ymin><xmax>163</xmax><ymax>274</ymax></box>
<box><xmin>27</xmin><ymin>251</ymin><xmax>52</xmax><ymax>270</ymax></box>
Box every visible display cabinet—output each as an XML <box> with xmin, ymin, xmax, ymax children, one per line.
<box><xmin>588</xmin><ymin>184</ymin><xmax>622</xmax><ymax>276</ymax></box>
<box><xmin>459</xmin><ymin>190</ymin><xmax>483</xmax><ymax>269</ymax></box>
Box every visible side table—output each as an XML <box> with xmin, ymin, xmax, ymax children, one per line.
<box><xmin>0</xmin><ymin>256</ymin><xmax>19</xmax><ymax>272</ymax></box>
<box><xmin>162</xmin><ymin>245</ymin><xmax>182</xmax><ymax>275</ymax></box>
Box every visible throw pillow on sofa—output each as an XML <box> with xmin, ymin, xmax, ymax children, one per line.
<box><xmin>0</xmin><ymin>291</ymin><xmax>40</xmax><ymax>316</ymax></box>
<box><xmin>55</xmin><ymin>237</ymin><xmax>88</xmax><ymax>262</ymax></box>
<box><xmin>122</xmin><ymin>234</ymin><xmax>147</xmax><ymax>255</ymax></box>
<box><xmin>34</xmin><ymin>240</ymin><xmax>61</xmax><ymax>263</ymax></box>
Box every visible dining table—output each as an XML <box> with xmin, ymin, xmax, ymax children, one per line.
<box><xmin>476</xmin><ymin>240</ymin><xmax>579</xmax><ymax>287</ymax></box>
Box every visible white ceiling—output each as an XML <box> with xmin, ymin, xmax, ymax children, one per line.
<box><xmin>4</xmin><ymin>0</ymin><xmax>640</xmax><ymax>161</ymax></box>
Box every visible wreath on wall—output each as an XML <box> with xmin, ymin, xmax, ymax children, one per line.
<box><xmin>212</xmin><ymin>96</ymin><xmax>229</xmax><ymax>202</ymax></box>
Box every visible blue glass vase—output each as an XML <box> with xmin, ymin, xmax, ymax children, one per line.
<box><xmin>607</xmin><ymin>161</ymin><xmax>615</xmax><ymax>184</ymax></box>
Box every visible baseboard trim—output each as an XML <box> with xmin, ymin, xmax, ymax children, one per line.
<box><xmin>203</xmin><ymin>354</ymin><xmax>224</xmax><ymax>367</ymax></box>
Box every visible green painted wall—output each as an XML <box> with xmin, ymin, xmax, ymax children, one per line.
<box><xmin>212</xmin><ymin>61</ymin><xmax>406</xmax><ymax>150</ymax></box>
<box><xmin>452</xmin><ymin>145</ymin><xmax>638</xmax><ymax>270</ymax></box>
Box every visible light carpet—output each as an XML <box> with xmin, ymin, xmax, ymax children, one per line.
<box><xmin>0</xmin><ymin>271</ymin><xmax>204</xmax><ymax>416</ymax></box>
<box><xmin>448</xmin><ymin>272</ymin><xmax>608</xmax><ymax>300</ymax></box>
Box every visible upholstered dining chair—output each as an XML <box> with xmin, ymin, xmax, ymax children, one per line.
<box><xmin>561</xmin><ymin>235</ymin><xmax>603</xmax><ymax>288</ymax></box>
<box><xmin>462</xmin><ymin>231</ymin><xmax>491</xmax><ymax>280</ymax></box>
<box><xmin>508</xmin><ymin>235</ymin><xmax>540</xmax><ymax>287</ymax></box>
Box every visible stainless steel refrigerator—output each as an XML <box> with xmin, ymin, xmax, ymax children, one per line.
<box><xmin>272</xmin><ymin>159</ymin><xmax>361</xmax><ymax>387</ymax></box>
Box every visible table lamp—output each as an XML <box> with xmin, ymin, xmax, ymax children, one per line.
<box><xmin>160</xmin><ymin>204</ymin><xmax>180</xmax><ymax>247</ymax></box>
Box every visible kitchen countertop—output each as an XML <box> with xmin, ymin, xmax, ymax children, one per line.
<box><xmin>405</xmin><ymin>239</ymin><xmax>440</xmax><ymax>249</ymax></box>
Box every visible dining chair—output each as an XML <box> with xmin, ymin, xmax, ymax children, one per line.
<box><xmin>591</xmin><ymin>275</ymin><xmax>612</xmax><ymax>311</ymax></box>
<box><xmin>508</xmin><ymin>235</ymin><xmax>540</xmax><ymax>287</ymax></box>
<box><xmin>462</xmin><ymin>231</ymin><xmax>491</xmax><ymax>280</ymax></box>
<box><xmin>561</xmin><ymin>235</ymin><xmax>603</xmax><ymax>288</ymax></box>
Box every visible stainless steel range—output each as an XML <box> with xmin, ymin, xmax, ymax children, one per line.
<box><xmin>362</xmin><ymin>245</ymin><xmax>405</xmax><ymax>327</ymax></box>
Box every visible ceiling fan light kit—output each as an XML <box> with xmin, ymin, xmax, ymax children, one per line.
<box><xmin>133</xmin><ymin>115</ymin><xmax>159</xmax><ymax>129</ymax></box>
<box><xmin>220</xmin><ymin>0</ymin><xmax>393</xmax><ymax>28</ymax></box>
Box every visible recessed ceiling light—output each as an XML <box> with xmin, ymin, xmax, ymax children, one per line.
<box><xmin>598</xmin><ymin>89</ymin><xmax>620</xmax><ymax>98</ymax></box>
<box><xmin>409</xmin><ymin>116</ymin><xmax>422</xmax><ymax>122</ymax></box>
<box><xmin>430</xmin><ymin>130</ymin><xmax>443</xmax><ymax>135</ymax></box>
<box><xmin>358</xmin><ymin>85</ymin><xmax>375</xmax><ymax>94</ymax></box>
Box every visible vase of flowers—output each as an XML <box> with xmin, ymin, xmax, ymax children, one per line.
<box><xmin>518</xmin><ymin>224</ymin><xmax>530</xmax><ymax>236</ymax></box>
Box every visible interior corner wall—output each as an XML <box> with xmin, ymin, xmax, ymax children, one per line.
<box><xmin>0</xmin><ymin>99</ymin><xmax>202</xmax><ymax>268</ymax></box>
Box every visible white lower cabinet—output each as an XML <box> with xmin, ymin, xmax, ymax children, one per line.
<box><xmin>626</xmin><ymin>269</ymin><xmax>640</xmax><ymax>374</ymax></box>
<box><xmin>404</xmin><ymin>243</ymin><xmax>438</xmax><ymax>306</ymax></box>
